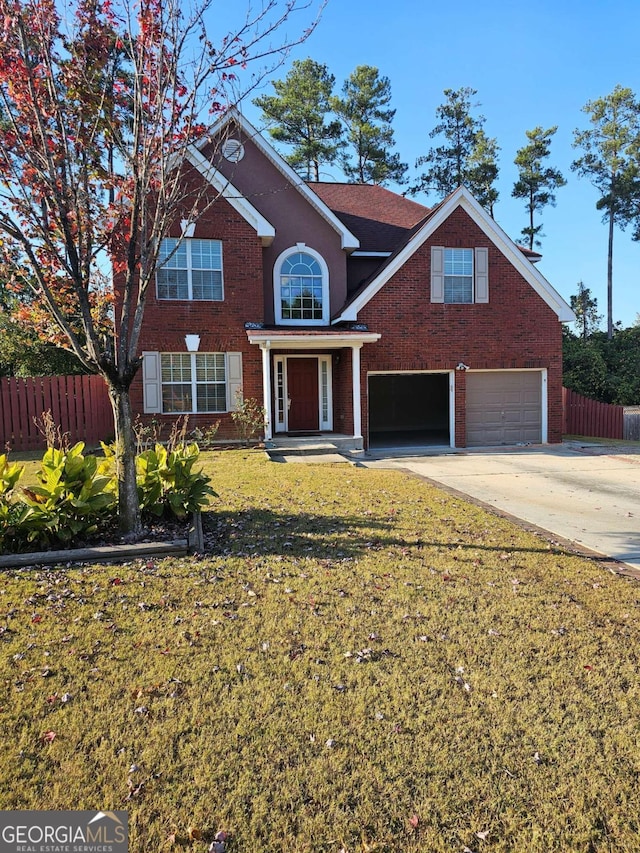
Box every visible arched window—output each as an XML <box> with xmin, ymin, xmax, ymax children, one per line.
<box><xmin>274</xmin><ymin>245</ymin><xmax>329</xmax><ymax>325</ymax></box>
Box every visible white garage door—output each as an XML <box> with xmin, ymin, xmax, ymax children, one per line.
<box><xmin>466</xmin><ymin>371</ymin><xmax>542</xmax><ymax>446</ymax></box>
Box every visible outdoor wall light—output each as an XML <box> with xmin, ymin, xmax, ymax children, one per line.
<box><xmin>456</xmin><ymin>362</ymin><xmax>469</xmax><ymax>371</ymax></box>
<box><xmin>185</xmin><ymin>334</ymin><xmax>201</xmax><ymax>352</ymax></box>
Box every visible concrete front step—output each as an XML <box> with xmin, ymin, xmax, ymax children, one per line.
<box><xmin>265</xmin><ymin>434</ymin><xmax>362</xmax><ymax>455</ymax></box>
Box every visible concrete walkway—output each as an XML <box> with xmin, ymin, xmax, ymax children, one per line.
<box><xmin>360</xmin><ymin>442</ymin><xmax>640</xmax><ymax>574</ymax></box>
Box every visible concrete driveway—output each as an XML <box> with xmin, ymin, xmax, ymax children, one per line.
<box><xmin>361</xmin><ymin>442</ymin><xmax>640</xmax><ymax>574</ymax></box>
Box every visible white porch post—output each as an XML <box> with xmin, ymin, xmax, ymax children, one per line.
<box><xmin>351</xmin><ymin>343</ymin><xmax>363</xmax><ymax>440</ymax></box>
<box><xmin>259</xmin><ymin>342</ymin><xmax>272</xmax><ymax>441</ymax></box>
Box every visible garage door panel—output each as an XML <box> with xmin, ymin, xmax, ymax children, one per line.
<box><xmin>466</xmin><ymin>372</ymin><xmax>542</xmax><ymax>446</ymax></box>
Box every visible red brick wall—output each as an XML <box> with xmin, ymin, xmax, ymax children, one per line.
<box><xmin>131</xmin><ymin>192</ymin><xmax>265</xmax><ymax>440</ymax></box>
<box><xmin>357</xmin><ymin>207</ymin><xmax>564</xmax><ymax>445</ymax></box>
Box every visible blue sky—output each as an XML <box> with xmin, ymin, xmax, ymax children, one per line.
<box><xmin>218</xmin><ymin>0</ymin><xmax>640</xmax><ymax>329</ymax></box>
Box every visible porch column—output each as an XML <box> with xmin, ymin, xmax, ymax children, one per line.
<box><xmin>351</xmin><ymin>343</ymin><xmax>363</xmax><ymax>440</ymax></box>
<box><xmin>259</xmin><ymin>341</ymin><xmax>272</xmax><ymax>441</ymax></box>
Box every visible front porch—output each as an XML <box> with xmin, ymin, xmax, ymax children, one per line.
<box><xmin>246</xmin><ymin>327</ymin><xmax>381</xmax><ymax>446</ymax></box>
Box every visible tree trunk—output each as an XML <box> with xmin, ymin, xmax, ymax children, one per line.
<box><xmin>607</xmin><ymin>204</ymin><xmax>614</xmax><ymax>340</ymax></box>
<box><xmin>529</xmin><ymin>189</ymin><xmax>535</xmax><ymax>251</ymax></box>
<box><xmin>107</xmin><ymin>382</ymin><xmax>142</xmax><ymax>537</ymax></box>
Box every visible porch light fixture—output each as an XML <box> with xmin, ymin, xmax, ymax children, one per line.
<box><xmin>185</xmin><ymin>334</ymin><xmax>201</xmax><ymax>352</ymax></box>
<box><xmin>456</xmin><ymin>362</ymin><xmax>469</xmax><ymax>371</ymax></box>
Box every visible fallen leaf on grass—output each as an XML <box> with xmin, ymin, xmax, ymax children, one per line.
<box><xmin>408</xmin><ymin>814</ymin><xmax>419</xmax><ymax>829</ymax></box>
<box><xmin>125</xmin><ymin>779</ymin><xmax>144</xmax><ymax>801</ymax></box>
<box><xmin>187</xmin><ymin>826</ymin><xmax>201</xmax><ymax>841</ymax></box>
<box><xmin>40</xmin><ymin>730</ymin><xmax>56</xmax><ymax>744</ymax></box>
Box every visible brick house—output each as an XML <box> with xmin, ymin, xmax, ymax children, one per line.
<box><xmin>134</xmin><ymin>111</ymin><xmax>574</xmax><ymax>450</ymax></box>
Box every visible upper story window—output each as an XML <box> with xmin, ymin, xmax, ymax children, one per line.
<box><xmin>156</xmin><ymin>238</ymin><xmax>223</xmax><ymax>301</ymax></box>
<box><xmin>274</xmin><ymin>244</ymin><xmax>329</xmax><ymax>326</ymax></box>
<box><xmin>431</xmin><ymin>246</ymin><xmax>489</xmax><ymax>305</ymax></box>
<box><xmin>444</xmin><ymin>248</ymin><xmax>473</xmax><ymax>303</ymax></box>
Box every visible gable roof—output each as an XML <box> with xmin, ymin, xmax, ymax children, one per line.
<box><xmin>307</xmin><ymin>183</ymin><xmax>430</xmax><ymax>253</ymax></box>
<box><xmin>334</xmin><ymin>186</ymin><xmax>575</xmax><ymax>323</ymax></box>
<box><xmin>201</xmin><ymin>109</ymin><xmax>360</xmax><ymax>251</ymax></box>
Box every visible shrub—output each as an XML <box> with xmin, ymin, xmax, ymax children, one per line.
<box><xmin>231</xmin><ymin>393</ymin><xmax>266</xmax><ymax>445</ymax></box>
<box><xmin>190</xmin><ymin>420</ymin><xmax>221</xmax><ymax>448</ymax></box>
<box><xmin>6</xmin><ymin>443</ymin><xmax>116</xmax><ymax>551</ymax></box>
<box><xmin>0</xmin><ymin>454</ymin><xmax>26</xmax><ymax>552</ymax></box>
<box><xmin>136</xmin><ymin>442</ymin><xmax>217</xmax><ymax>519</ymax></box>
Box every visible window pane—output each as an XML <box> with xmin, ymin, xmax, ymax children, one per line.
<box><xmin>157</xmin><ymin>269</ymin><xmax>188</xmax><ymax>300</ymax></box>
<box><xmin>195</xmin><ymin>353</ymin><xmax>225</xmax><ymax>382</ymax></box>
<box><xmin>158</xmin><ymin>238</ymin><xmax>187</xmax><ymax>269</ymax></box>
<box><xmin>161</xmin><ymin>353</ymin><xmax>191</xmax><ymax>382</ymax></box>
<box><xmin>192</xmin><ymin>270</ymin><xmax>223</xmax><ymax>300</ymax></box>
<box><xmin>196</xmin><ymin>384</ymin><xmax>226</xmax><ymax>413</ymax></box>
<box><xmin>191</xmin><ymin>239</ymin><xmax>222</xmax><ymax>270</ymax></box>
<box><xmin>162</xmin><ymin>384</ymin><xmax>192</xmax><ymax>412</ymax></box>
<box><xmin>445</xmin><ymin>248</ymin><xmax>473</xmax><ymax>276</ymax></box>
<box><xmin>444</xmin><ymin>276</ymin><xmax>473</xmax><ymax>303</ymax></box>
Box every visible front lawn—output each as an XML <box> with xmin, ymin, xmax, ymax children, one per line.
<box><xmin>0</xmin><ymin>450</ymin><xmax>638</xmax><ymax>852</ymax></box>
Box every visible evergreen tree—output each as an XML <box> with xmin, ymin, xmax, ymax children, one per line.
<box><xmin>466</xmin><ymin>129</ymin><xmax>500</xmax><ymax>217</ymax></box>
<box><xmin>411</xmin><ymin>87</ymin><xmax>499</xmax><ymax>212</ymax></box>
<box><xmin>572</xmin><ymin>85</ymin><xmax>640</xmax><ymax>339</ymax></box>
<box><xmin>254</xmin><ymin>59</ymin><xmax>344</xmax><ymax>181</ymax></box>
<box><xmin>512</xmin><ymin>126</ymin><xmax>566</xmax><ymax>250</ymax></box>
<box><xmin>570</xmin><ymin>282</ymin><xmax>602</xmax><ymax>341</ymax></box>
<box><xmin>332</xmin><ymin>65</ymin><xmax>407</xmax><ymax>186</ymax></box>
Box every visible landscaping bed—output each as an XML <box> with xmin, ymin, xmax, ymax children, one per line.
<box><xmin>0</xmin><ymin>450</ymin><xmax>638</xmax><ymax>852</ymax></box>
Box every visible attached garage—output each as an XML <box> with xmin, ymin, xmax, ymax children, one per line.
<box><xmin>368</xmin><ymin>372</ymin><xmax>451</xmax><ymax>447</ymax></box>
<box><xmin>465</xmin><ymin>371</ymin><xmax>543</xmax><ymax>446</ymax></box>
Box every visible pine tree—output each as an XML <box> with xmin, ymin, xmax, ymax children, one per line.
<box><xmin>570</xmin><ymin>282</ymin><xmax>602</xmax><ymax>340</ymax></box>
<box><xmin>412</xmin><ymin>87</ymin><xmax>499</xmax><ymax>212</ymax></box>
<box><xmin>253</xmin><ymin>59</ymin><xmax>344</xmax><ymax>181</ymax></box>
<box><xmin>572</xmin><ymin>85</ymin><xmax>640</xmax><ymax>339</ymax></box>
<box><xmin>332</xmin><ymin>65</ymin><xmax>407</xmax><ymax>186</ymax></box>
<box><xmin>512</xmin><ymin>126</ymin><xmax>566</xmax><ymax>250</ymax></box>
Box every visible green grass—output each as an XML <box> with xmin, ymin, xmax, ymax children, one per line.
<box><xmin>1</xmin><ymin>450</ymin><xmax>639</xmax><ymax>852</ymax></box>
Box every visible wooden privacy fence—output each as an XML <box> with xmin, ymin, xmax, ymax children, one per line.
<box><xmin>562</xmin><ymin>387</ymin><xmax>624</xmax><ymax>440</ymax></box>
<box><xmin>624</xmin><ymin>407</ymin><xmax>640</xmax><ymax>441</ymax></box>
<box><xmin>0</xmin><ymin>375</ymin><xmax>112</xmax><ymax>452</ymax></box>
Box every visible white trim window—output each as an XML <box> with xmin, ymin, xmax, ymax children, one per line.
<box><xmin>274</xmin><ymin>245</ymin><xmax>329</xmax><ymax>325</ymax></box>
<box><xmin>431</xmin><ymin>246</ymin><xmax>489</xmax><ymax>304</ymax></box>
<box><xmin>161</xmin><ymin>353</ymin><xmax>226</xmax><ymax>413</ymax></box>
<box><xmin>156</xmin><ymin>238</ymin><xmax>223</xmax><ymax>301</ymax></box>
<box><xmin>444</xmin><ymin>248</ymin><xmax>473</xmax><ymax>303</ymax></box>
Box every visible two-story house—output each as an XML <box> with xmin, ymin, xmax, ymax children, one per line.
<box><xmin>134</xmin><ymin>110</ymin><xmax>574</xmax><ymax>450</ymax></box>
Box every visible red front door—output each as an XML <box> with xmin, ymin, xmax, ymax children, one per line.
<box><xmin>287</xmin><ymin>358</ymin><xmax>319</xmax><ymax>431</ymax></box>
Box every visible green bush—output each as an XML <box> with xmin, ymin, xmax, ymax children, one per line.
<box><xmin>136</xmin><ymin>442</ymin><xmax>217</xmax><ymax>519</ymax></box>
<box><xmin>1</xmin><ymin>440</ymin><xmax>217</xmax><ymax>554</ymax></box>
<box><xmin>0</xmin><ymin>454</ymin><xmax>27</xmax><ymax>553</ymax></box>
<box><xmin>15</xmin><ymin>443</ymin><xmax>117</xmax><ymax>549</ymax></box>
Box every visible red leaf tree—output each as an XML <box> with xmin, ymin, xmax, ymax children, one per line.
<box><xmin>0</xmin><ymin>0</ymin><xmax>321</xmax><ymax>534</ymax></box>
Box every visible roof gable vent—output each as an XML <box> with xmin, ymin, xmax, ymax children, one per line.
<box><xmin>222</xmin><ymin>138</ymin><xmax>245</xmax><ymax>163</ymax></box>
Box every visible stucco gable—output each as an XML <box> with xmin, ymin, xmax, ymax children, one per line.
<box><xmin>199</xmin><ymin>110</ymin><xmax>360</xmax><ymax>251</ymax></box>
<box><xmin>334</xmin><ymin>186</ymin><xmax>575</xmax><ymax>323</ymax></box>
